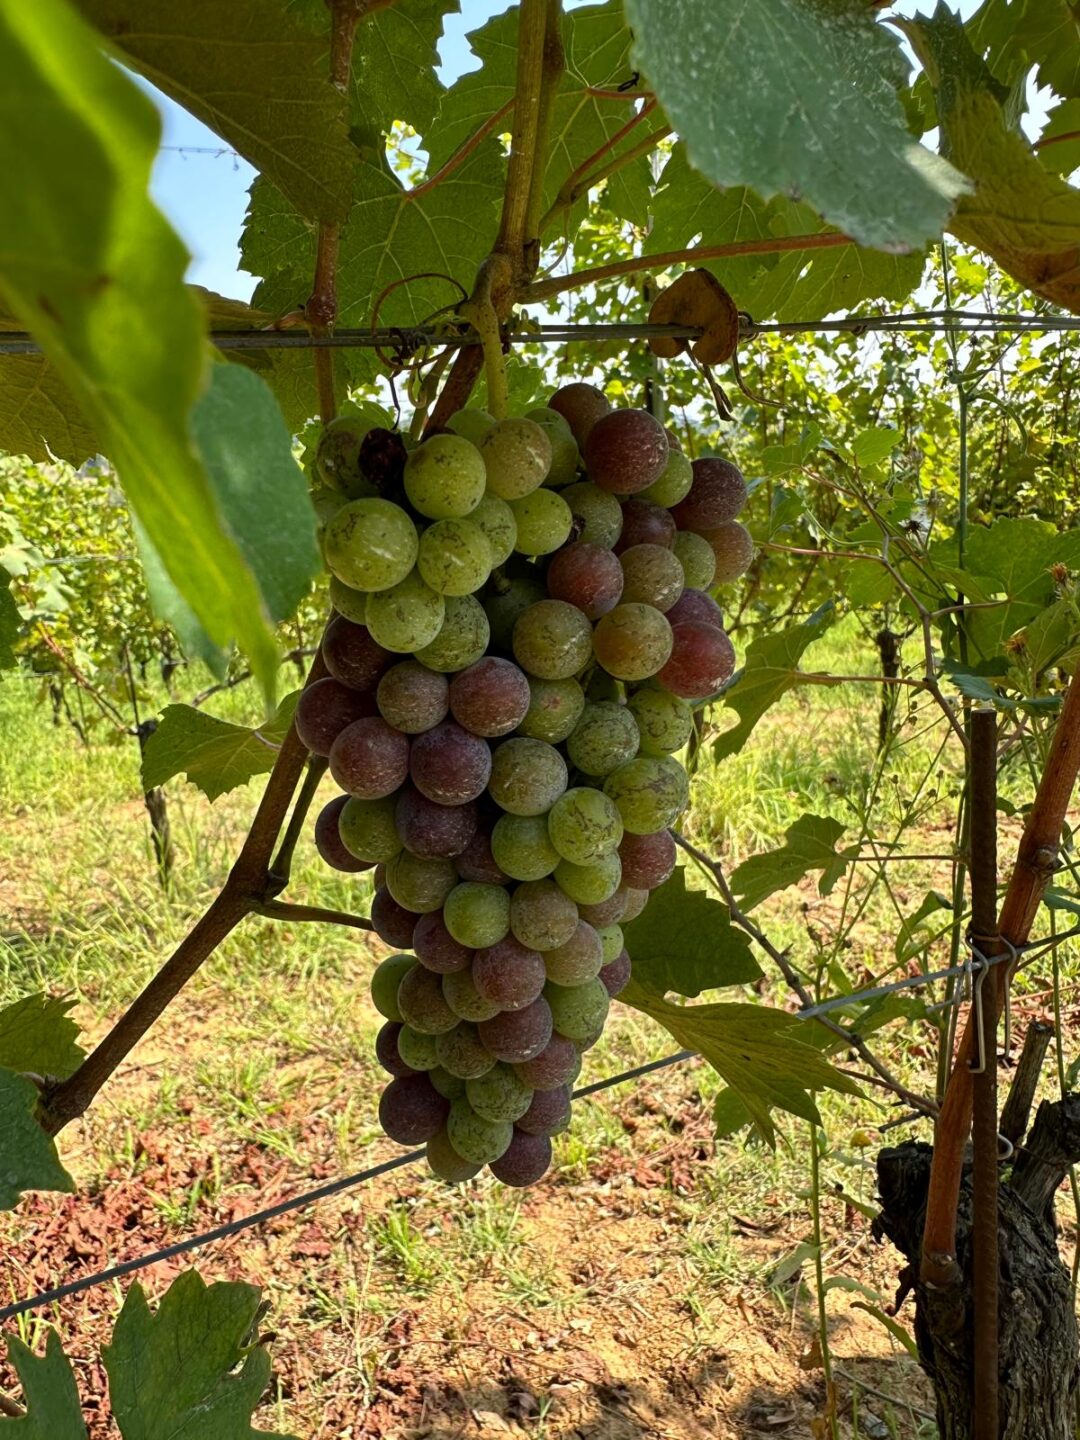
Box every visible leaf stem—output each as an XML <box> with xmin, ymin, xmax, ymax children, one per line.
<box><xmin>409</xmin><ymin>99</ymin><xmax>514</xmax><ymax>201</ymax></box>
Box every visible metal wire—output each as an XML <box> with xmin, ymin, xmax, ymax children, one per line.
<box><xmin>0</xmin><ymin>1048</ymin><xmax>694</xmax><ymax>1322</ymax></box>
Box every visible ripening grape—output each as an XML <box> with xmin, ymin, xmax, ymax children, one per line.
<box><xmin>518</xmin><ymin>676</ymin><xmax>585</xmax><ymax>743</ymax></box>
<box><xmin>443</xmin><ymin>881</ymin><xmax>512</xmax><ymax>949</ymax></box>
<box><xmin>377</xmin><ymin>660</ymin><xmax>449</xmax><ymax>734</ymax></box>
<box><xmin>488</xmin><ymin>737</ymin><xmax>568</xmax><ymax>816</ymax></box>
<box><xmin>667</xmin><ymin>588</ymin><xmax>723</xmax><ymax>630</ymax></box>
<box><xmin>371</xmin><ymin>887</ymin><xmax>419</xmax><ymax>948</ymax></box>
<box><xmin>417</xmin><ymin>517</ymin><xmax>492</xmax><ymax>596</ymax></box>
<box><xmin>657</xmin><ymin>755</ymin><xmax>691</xmax><ymax>810</ymax></box>
<box><xmin>328</xmin><ymin>717</ymin><xmax>410</xmax><ymax>800</ymax></box>
<box><xmin>397</xmin><ymin>962</ymin><xmax>460</xmax><ymax>1034</ymax></box>
<box><xmin>466</xmin><ymin>1063</ymin><xmax>534</xmax><ymax>1123</ymax></box>
<box><xmin>447</xmin><ymin>1098</ymin><xmax>513</xmax><ymax>1164</ymax></box>
<box><xmin>619</xmin><ymin>544</ymin><xmax>685</xmax><ymax>612</ymax></box>
<box><xmin>567</xmin><ymin>701</ymin><xmax>641</xmax><ymax>777</ymax></box>
<box><xmin>627</xmin><ymin>688</ymin><xmax>693</xmax><ymax>756</ymax></box>
<box><xmin>483</xmin><ymin>575</ymin><xmax>546</xmax><ymax>651</ymax></box>
<box><xmin>296</xmin><ymin>677</ymin><xmax>376</xmax><ymax>757</ymax></box>
<box><xmin>365</xmin><ymin>570</ymin><xmax>445</xmax><ymax>653</ymax></box>
<box><xmin>603</xmin><ymin>756</ymin><xmax>685</xmax><ymax>834</ymax></box>
<box><xmin>703</xmin><ymin>520</ymin><xmax>754</xmax><ymax>583</ymax></box>
<box><xmin>412</xmin><ymin>593</ymin><xmax>490</xmax><ymax>674</ymax></box>
<box><xmin>430</xmin><ymin>1066</ymin><xmax>467</xmax><ymax>1100</ymax></box>
<box><xmin>554</xmin><ymin>851</ymin><xmax>622</xmax><ymax>906</ymax></box>
<box><xmin>515</xmin><ymin>1084</ymin><xmax>572</xmax><ymax>1137</ymax></box>
<box><xmin>580</xmin><ymin>891</ymin><xmax>628</xmax><ymax>927</ymax></box>
<box><xmin>598</xmin><ymin>949</ymin><xmax>632</xmax><ymax>997</ymax></box>
<box><xmin>670</xmin><ymin>456</ymin><xmax>747</xmax><ymax>531</ymax></box>
<box><xmin>547</xmin><ymin>787</ymin><xmax>623</xmax><ymax>865</ymax></box>
<box><xmin>447</xmin><ymin>407</ymin><xmax>496</xmax><ymax>447</ymax></box>
<box><xmin>339</xmin><ymin>795</ymin><xmax>402</xmax><ymax>864</ymax></box>
<box><xmin>514</xmin><ymin>1032</ymin><xmax>579</xmax><ymax>1089</ymax></box>
<box><xmin>436</xmin><ymin>1023</ymin><xmax>497</xmax><ymax>1080</ymax></box>
<box><xmin>614</xmin><ymin>499</ymin><xmax>675</xmax><ymax>553</ymax></box>
<box><xmin>412</xmin><ymin>910</ymin><xmax>473</xmax><ymax>974</ymax></box>
<box><xmin>562</xmin><ymin>482</ymin><xmax>623</xmax><ymax>549</ymax></box>
<box><xmin>379</xmin><ymin>1074</ymin><xmax>449</xmax><ymax>1144</ymax></box>
<box><xmin>527</xmin><ymin>407</ymin><xmax>580</xmax><ymax>487</ymax></box>
<box><xmin>359</xmin><ymin>427</ymin><xmax>408</xmax><ymax>496</ymax></box>
<box><xmin>490</xmin><ymin>1130</ymin><xmax>553</xmax><ymax>1186</ymax></box>
<box><xmin>397</xmin><ymin>1025</ymin><xmax>438</xmax><ymax>1072</ymax></box>
<box><xmin>328</xmin><ymin>575</ymin><xmax>369</xmax><ymax>625</ymax></box>
<box><xmin>545</xmin><ymin>977</ymin><xmax>610</xmax><ymax>1043</ymax></box>
<box><xmin>314</xmin><ymin>794</ymin><xmax>371</xmax><ymax>873</ymax></box>
<box><xmin>544</xmin><ymin>920</ymin><xmax>603</xmax><ymax>987</ymax></box>
<box><xmin>620</xmin><ymin>886</ymin><xmax>649</xmax><ymax>922</ymax></box>
<box><xmin>509</xmin><ymin>488</ymin><xmax>573</xmax><ymax>556</ymax></box>
<box><xmin>449</xmin><ymin>657</ymin><xmax>530</xmax><ymax>737</ymax></box>
<box><xmin>481</xmin><ymin>417</ymin><xmax>552</xmax><ymax>499</ymax></box>
<box><xmin>410</xmin><ymin>721</ymin><xmax>492</xmax><ymax>805</ymax></box>
<box><xmin>323</xmin><ymin>498</ymin><xmax>418</xmax><ymax>592</ymax></box>
<box><xmin>376</xmin><ymin>1021</ymin><xmax>415</xmax><ymax>1077</ymax></box>
<box><xmin>404</xmin><ymin>433</ymin><xmax>486</xmax><ymax>519</ymax></box>
<box><xmin>672</xmin><ymin>531</ymin><xmax>717</xmax><ymax>591</ymax></box>
<box><xmin>592</xmin><ymin>603</ymin><xmax>673</xmax><ymax>682</ymax></box>
<box><xmin>584</xmin><ymin>408</ymin><xmax>668</xmax><ymax>495</ymax></box>
<box><xmin>491</xmin><ymin>813</ymin><xmax>561</xmax><ymax>881</ymax></box>
<box><xmin>658</xmin><ymin>621</ymin><xmax>736</xmax><ymax>699</ymax></box>
<box><xmin>314</xmin><ymin>414</ymin><xmax>370</xmax><ymax>496</ymax></box>
<box><xmin>470</xmin><ymin>493</ymin><xmax>517</xmax><ymax>567</ymax></box>
<box><xmin>442</xmin><ymin>965</ymin><xmax>501</xmax><ymax>1023</ymax></box>
<box><xmin>473</xmin><ymin>936</ymin><xmax>546</xmax><ymax>1011</ymax></box>
<box><xmin>639</xmin><ymin>446</ymin><xmax>693</xmax><ymax>508</ymax></box>
<box><xmin>510</xmin><ymin>879</ymin><xmax>579</xmax><ymax>952</ymax></box>
<box><xmin>548</xmin><ymin>382</ymin><xmax>611</xmax><ymax>446</ymax></box>
<box><xmin>618</xmin><ymin>828</ymin><xmax>677</xmax><ymax>890</ymax></box>
<box><xmin>322</xmin><ymin>615</ymin><xmax>391</xmax><ymax>691</ymax></box>
<box><xmin>513</xmin><ymin>599</ymin><xmax>593</xmax><ymax>680</ymax></box>
<box><xmin>545</xmin><ymin>542</ymin><xmax>624</xmax><ymax>619</ymax></box>
<box><xmin>370</xmin><ymin>953</ymin><xmax>417</xmax><ymax>1022</ymax></box>
<box><xmin>477</xmin><ymin>995</ymin><xmax>554</xmax><ymax>1063</ymax></box>
<box><xmin>385</xmin><ymin>850</ymin><xmax>459</xmax><ymax>914</ymax></box>
<box><xmin>455</xmin><ymin>825</ymin><xmax>509</xmax><ymax>886</ymax></box>
<box><xmin>427</xmin><ymin>1126</ymin><xmax>482</xmax><ymax>1182</ymax></box>
<box><xmin>395</xmin><ymin>787</ymin><xmax>477</xmax><ymax>859</ymax></box>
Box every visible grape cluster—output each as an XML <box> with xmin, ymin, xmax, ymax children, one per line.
<box><xmin>303</xmin><ymin>388</ymin><xmax>749</xmax><ymax>1186</ymax></box>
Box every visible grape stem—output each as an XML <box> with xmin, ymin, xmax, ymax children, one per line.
<box><xmin>460</xmin><ymin>260</ymin><xmax>510</xmax><ymax>420</ymax></box>
<box><xmin>255</xmin><ymin>901</ymin><xmax>373</xmax><ymax>931</ymax></box>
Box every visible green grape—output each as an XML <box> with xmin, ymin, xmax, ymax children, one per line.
<box><xmin>509</xmin><ymin>488</ymin><xmax>573</xmax><ymax>556</ymax></box>
<box><xmin>554</xmin><ymin>851</ymin><xmax>622</xmax><ymax>906</ymax></box>
<box><xmin>566</xmin><ymin>701</ymin><xmax>640</xmax><ymax>777</ymax></box>
<box><xmin>447</xmin><ymin>1098</ymin><xmax>513</xmax><ymax>1164</ymax></box>
<box><xmin>526</xmin><ymin>407</ymin><xmax>580</xmax><ymax>487</ymax></box>
<box><xmin>397</xmin><ymin>964</ymin><xmax>459</xmax><ymax>1034</ymax></box>
<box><xmin>481</xmin><ymin>417</ymin><xmax>552</xmax><ymax>499</ymax></box>
<box><xmin>518</xmin><ymin>676</ymin><xmax>586</xmax><ymax>743</ymax></box>
<box><xmin>627</xmin><ymin>688</ymin><xmax>694</xmax><ymax>756</ymax></box>
<box><xmin>513</xmin><ymin>600</ymin><xmax>593</xmax><ymax>680</ymax></box>
<box><xmin>544</xmin><ymin>921</ymin><xmax>603</xmax><ymax>987</ymax></box>
<box><xmin>657</xmin><ymin>753</ymin><xmax>691</xmax><ymax>812</ymax></box>
<box><xmin>639</xmin><ymin>447</ymin><xmax>693</xmax><ymax>507</ymax></box>
<box><xmin>443</xmin><ymin>881</ymin><xmax>512</xmax><ymax>949</ymax></box>
<box><xmin>329</xmin><ymin>575</ymin><xmax>369</xmax><ymax>624</ymax></box>
<box><xmin>436</xmin><ymin>1023</ymin><xmax>497</xmax><ymax>1080</ymax></box>
<box><xmin>371</xmin><ymin>953</ymin><xmax>416</xmax><ymax>1021</ymax></box>
<box><xmin>470</xmin><ymin>493</ymin><xmax>517</xmax><ymax>567</ymax></box>
<box><xmin>324</xmin><ymin>498</ymin><xmax>418</xmax><ymax>592</ymax></box>
<box><xmin>314</xmin><ymin>414</ymin><xmax>369</xmax><ymax>494</ymax></box>
<box><xmin>597</xmin><ymin>924</ymin><xmax>624</xmax><ymax>963</ymax></box>
<box><xmin>545</xmin><ymin>978</ymin><xmax>610</xmax><ymax>1042</ymax></box>
<box><xmin>427</xmin><ymin>1125</ymin><xmax>482</xmax><ymax>1182</ymax></box>
<box><xmin>510</xmin><ymin>879</ymin><xmax>579</xmax><ymax>952</ymax></box>
<box><xmin>547</xmin><ymin>788</ymin><xmax>623</xmax><ymax>865</ymax></box>
<box><xmin>447</xmin><ymin>408</ymin><xmax>497</xmax><ymax>447</ymax></box>
<box><xmin>592</xmin><ymin>603</ymin><xmax>673</xmax><ymax>682</ymax></box>
<box><xmin>417</xmin><ymin>517</ymin><xmax>492</xmax><ymax>596</ymax></box>
<box><xmin>339</xmin><ymin>795</ymin><xmax>402</xmax><ymax>864</ymax></box>
<box><xmin>397</xmin><ymin>1025</ymin><xmax>438</xmax><ymax>1071</ymax></box>
<box><xmin>491</xmin><ymin>813</ymin><xmax>561</xmax><ymax>881</ymax></box>
<box><xmin>442</xmin><ymin>967</ymin><xmax>501</xmax><ymax>1023</ymax></box>
<box><xmin>603</xmin><ymin>756</ymin><xmax>686</xmax><ymax>834</ymax></box>
<box><xmin>385</xmin><ymin>850</ymin><xmax>458</xmax><ymax>913</ymax></box>
<box><xmin>563</xmin><ymin>482</ymin><xmax>623</xmax><ymax>548</ymax></box>
<box><xmin>619</xmin><ymin>544</ymin><xmax>685</xmax><ymax>612</ymax></box>
<box><xmin>429</xmin><ymin>1066</ymin><xmax>467</xmax><ymax>1100</ymax></box>
<box><xmin>404</xmin><ymin>433</ymin><xmax>486</xmax><ymax>518</ymax></box>
<box><xmin>672</xmin><ymin>530</ymin><xmax>717</xmax><ymax>590</ymax></box>
<box><xmin>465</xmin><ymin>1063</ymin><xmax>533</xmax><ymax>1123</ymax></box>
<box><xmin>414</xmin><ymin>593</ymin><xmax>490</xmax><ymax>672</ymax></box>
<box><xmin>312</xmin><ymin>485</ymin><xmax>346</xmax><ymax>529</ymax></box>
<box><xmin>484</xmin><ymin>576</ymin><xmax>546</xmax><ymax>651</ymax></box>
<box><xmin>365</xmin><ymin>570</ymin><xmax>445</xmax><ymax>652</ymax></box>
<box><xmin>488</xmin><ymin>738</ymin><xmax>568</xmax><ymax>816</ymax></box>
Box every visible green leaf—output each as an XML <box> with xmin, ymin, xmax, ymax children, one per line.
<box><xmin>622</xmin><ymin>868</ymin><xmax>761</xmax><ymax>997</ymax></box>
<box><xmin>1019</xmin><ymin>599</ymin><xmax>1080</xmax><ymax>680</ymax></box>
<box><xmin>712</xmin><ymin>1087</ymin><xmax>753</xmax><ymax>1139</ymax></box>
<box><xmin>852</xmin><ymin>427</ymin><xmax>902</xmax><ymax>468</ymax></box>
<box><xmin>0</xmin><ymin>0</ymin><xmax>280</xmax><ymax>698</ymax></box>
<box><xmin>76</xmin><ymin>0</ymin><xmax>353</xmax><ymax>223</ymax></box>
<box><xmin>730</xmin><ymin>814</ymin><xmax>855</xmax><ymax>911</ymax></box>
<box><xmin>1</xmin><ymin>1331</ymin><xmax>87</xmax><ymax>1438</ymax></box>
<box><xmin>141</xmin><ymin>696</ymin><xmax>300</xmax><ymax>802</ymax></box>
<box><xmin>1037</xmin><ymin>98</ymin><xmax>1080</xmax><ymax>177</ymax></box>
<box><xmin>103</xmin><ymin>1270</ymin><xmax>294</xmax><ymax>1440</ymax></box>
<box><xmin>966</xmin><ymin>0</ymin><xmax>1080</xmax><ymax>102</ymax></box>
<box><xmin>0</xmin><ymin>578</ymin><xmax>17</xmax><ymax>669</ymax></box>
<box><xmin>712</xmin><ymin>604</ymin><xmax>836</xmax><ymax>761</ymax></box>
<box><xmin>961</xmin><ymin>518</ymin><xmax>1080</xmax><ymax>657</ymax></box>
<box><xmin>625</xmin><ymin>0</ymin><xmax>966</xmax><ymax>253</ymax></box>
<box><xmin>850</xmin><ymin>1301</ymin><xmax>919</xmax><ymax>1360</ymax></box>
<box><xmin>0</xmin><ymin>1069</ymin><xmax>74</xmax><ymax>1210</ymax></box>
<box><xmin>131</xmin><ymin>514</ymin><xmax>227</xmax><ymax>681</ymax></box>
<box><xmin>0</xmin><ymin>996</ymin><xmax>85</xmax><ymax>1079</ymax></box>
<box><xmin>896</xmin><ymin>890</ymin><xmax>954</xmax><ymax>962</ymax></box>
<box><xmin>940</xmin><ymin>662</ymin><xmax>1017</xmax><ymax>711</ymax></box>
<box><xmin>622</xmin><ymin>983</ymin><xmax>861</xmax><ymax>1146</ymax></box>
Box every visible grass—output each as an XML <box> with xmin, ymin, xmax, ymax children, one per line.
<box><xmin>1</xmin><ymin>618</ymin><xmax>1078</xmax><ymax>1437</ymax></box>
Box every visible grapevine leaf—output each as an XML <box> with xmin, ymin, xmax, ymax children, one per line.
<box><xmin>0</xmin><ymin>996</ymin><xmax>85</xmax><ymax>1079</ymax></box>
<box><xmin>141</xmin><ymin>696</ymin><xmax>299</xmax><ymax>802</ymax></box>
<box><xmin>730</xmin><ymin>814</ymin><xmax>857</xmax><ymax>911</ymax></box>
<box><xmin>75</xmin><ymin>0</ymin><xmax>353</xmax><ymax>223</ymax></box>
<box><xmin>624</xmin><ymin>0</ymin><xmax>966</xmax><ymax>253</ymax></box>
<box><xmin>965</xmin><ymin>0</ymin><xmax>1080</xmax><ymax>101</ymax></box>
<box><xmin>960</xmin><ymin>518</ymin><xmax>1080</xmax><ymax>657</ymax></box>
<box><xmin>852</xmin><ymin>427</ymin><xmax>902</xmax><ymax>468</ymax></box>
<box><xmin>0</xmin><ymin>578</ymin><xmax>18</xmax><ymax>670</ymax></box>
<box><xmin>0</xmin><ymin>1069</ymin><xmax>74</xmax><ymax>1210</ymax></box>
<box><xmin>712</xmin><ymin>604</ymin><xmax>836</xmax><ymax>761</ymax></box>
<box><xmin>0</xmin><ymin>1331</ymin><xmax>87</xmax><ymax>1438</ymax></box>
<box><xmin>1038</xmin><ymin>99</ymin><xmax>1080</xmax><ymax>178</ymax></box>
<box><xmin>103</xmin><ymin>1270</ymin><xmax>295</xmax><ymax>1440</ymax></box>
<box><xmin>622</xmin><ymin>868</ymin><xmax>761</xmax><ymax>997</ymax></box>
<box><xmin>0</xmin><ymin>0</ymin><xmax>280</xmax><ymax>698</ymax></box>
<box><xmin>622</xmin><ymin>983</ymin><xmax>861</xmax><ymax>1146</ymax></box>
<box><xmin>130</xmin><ymin>514</ymin><xmax>227</xmax><ymax>680</ymax></box>
<box><xmin>904</xmin><ymin>8</ymin><xmax>1080</xmax><ymax>313</ymax></box>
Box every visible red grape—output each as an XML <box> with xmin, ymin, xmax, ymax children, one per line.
<box><xmin>449</xmin><ymin>657</ymin><xmax>531</xmax><ymax>738</ymax></box>
<box><xmin>329</xmin><ymin>716</ymin><xmax>410</xmax><ymax>799</ymax></box>
<box><xmin>614</xmin><ymin>499</ymin><xmax>676</xmax><ymax>554</ymax></box>
<box><xmin>658</xmin><ymin>622</ymin><xmax>736</xmax><ymax>699</ymax></box>
<box><xmin>395</xmin><ymin>786</ymin><xmax>477</xmax><ymax>859</ymax></box>
<box><xmin>618</xmin><ymin>829</ymin><xmax>676</xmax><ymax>890</ymax></box>
<box><xmin>514</xmin><ymin>1032</ymin><xmax>579</xmax><ymax>1090</ymax></box>
<box><xmin>412</xmin><ymin>911</ymin><xmax>474</xmax><ymax>973</ymax></box>
<box><xmin>670</xmin><ymin>457</ymin><xmax>747</xmax><ymax>531</ymax></box>
<box><xmin>410</xmin><ymin>721</ymin><xmax>492</xmax><ymax>805</ymax></box>
<box><xmin>548</xmin><ymin>382</ymin><xmax>611</xmax><ymax>446</ymax></box>
<box><xmin>478</xmin><ymin>996</ymin><xmax>553</xmax><ymax>1063</ymax></box>
<box><xmin>546</xmin><ymin>542</ymin><xmax>624</xmax><ymax>619</ymax></box>
<box><xmin>314</xmin><ymin>794</ymin><xmax>371</xmax><ymax>873</ymax></box>
<box><xmin>667</xmin><ymin>588</ymin><xmax>724</xmax><ymax>630</ymax></box>
<box><xmin>583</xmin><ymin>408</ymin><xmax>668</xmax><ymax>494</ymax></box>
<box><xmin>702</xmin><ymin>521</ymin><xmax>754</xmax><ymax>583</ymax></box>
<box><xmin>516</xmin><ymin>1084</ymin><xmax>571</xmax><ymax>1137</ymax></box>
<box><xmin>377</xmin><ymin>660</ymin><xmax>449</xmax><ymax>734</ymax></box>
<box><xmin>598</xmin><ymin>949</ymin><xmax>631</xmax><ymax>997</ymax></box>
<box><xmin>473</xmin><ymin>937</ymin><xmax>547</xmax><ymax>1011</ymax></box>
<box><xmin>455</xmin><ymin>823</ymin><xmax>509</xmax><ymax>886</ymax></box>
<box><xmin>296</xmin><ymin>678</ymin><xmax>377</xmax><ymax>757</ymax></box>
<box><xmin>371</xmin><ymin>886</ymin><xmax>418</xmax><ymax>947</ymax></box>
<box><xmin>322</xmin><ymin>614</ymin><xmax>391</xmax><ymax>690</ymax></box>
<box><xmin>378</xmin><ymin>1074</ymin><xmax>449</xmax><ymax>1144</ymax></box>
<box><xmin>376</xmin><ymin>1021</ymin><xmax>417</xmax><ymax>1077</ymax></box>
<box><xmin>490</xmin><ymin>1129</ymin><xmax>553</xmax><ymax>1185</ymax></box>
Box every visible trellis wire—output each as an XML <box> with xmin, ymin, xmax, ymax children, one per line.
<box><xmin>0</xmin><ymin>1048</ymin><xmax>694</xmax><ymax>1322</ymax></box>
